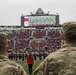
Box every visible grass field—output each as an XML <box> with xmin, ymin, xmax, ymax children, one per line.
<box><xmin>13</xmin><ymin>58</ymin><xmax>43</xmax><ymax>74</ymax></box>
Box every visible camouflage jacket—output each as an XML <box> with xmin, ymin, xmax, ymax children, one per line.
<box><xmin>33</xmin><ymin>45</ymin><xmax>76</xmax><ymax>75</ymax></box>
<box><xmin>0</xmin><ymin>55</ymin><xmax>27</xmax><ymax>75</ymax></box>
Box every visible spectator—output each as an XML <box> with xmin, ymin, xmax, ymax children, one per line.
<box><xmin>0</xmin><ymin>32</ymin><xmax>27</xmax><ymax>75</ymax></box>
<box><xmin>33</xmin><ymin>21</ymin><xmax>76</xmax><ymax>75</ymax></box>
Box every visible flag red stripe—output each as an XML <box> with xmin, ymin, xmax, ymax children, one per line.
<box><xmin>24</xmin><ymin>18</ymin><xmax>29</xmax><ymax>21</ymax></box>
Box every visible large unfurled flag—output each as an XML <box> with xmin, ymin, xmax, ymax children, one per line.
<box><xmin>24</xmin><ymin>16</ymin><xmax>29</xmax><ymax>26</ymax></box>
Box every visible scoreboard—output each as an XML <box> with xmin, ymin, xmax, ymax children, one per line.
<box><xmin>21</xmin><ymin>8</ymin><xmax>59</xmax><ymax>27</ymax></box>
<box><xmin>24</xmin><ymin>15</ymin><xmax>56</xmax><ymax>26</ymax></box>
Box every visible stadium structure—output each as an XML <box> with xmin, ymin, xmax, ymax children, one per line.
<box><xmin>0</xmin><ymin>8</ymin><xmax>63</xmax><ymax>53</ymax></box>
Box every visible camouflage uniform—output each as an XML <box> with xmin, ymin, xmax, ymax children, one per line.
<box><xmin>33</xmin><ymin>45</ymin><xmax>76</xmax><ymax>75</ymax></box>
<box><xmin>33</xmin><ymin>21</ymin><xmax>76</xmax><ymax>75</ymax></box>
<box><xmin>0</xmin><ymin>32</ymin><xmax>27</xmax><ymax>75</ymax></box>
<box><xmin>0</xmin><ymin>55</ymin><xmax>27</xmax><ymax>75</ymax></box>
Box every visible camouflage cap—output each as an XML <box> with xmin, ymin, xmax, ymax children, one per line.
<box><xmin>0</xmin><ymin>32</ymin><xmax>8</xmax><ymax>48</ymax></box>
<box><xmin>63</xmin><ymin>21</ymin><xmax>76</xmax><ymax>43</ymax></box>
<box><xmin>63</xmin><ymin>21</ymin><xmax>76</xmax><ymax>35</ymax></box>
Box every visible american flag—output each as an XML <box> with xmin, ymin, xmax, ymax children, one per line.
<box><xmin>24</xmin><ymin>16</ymin><xmax>29</xmax><ymax>26</ymax></box>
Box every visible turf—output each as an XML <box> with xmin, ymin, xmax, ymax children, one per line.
<box><xmin>13</xmin><ymin>58</ymin><xmax>43</xmax><ymax>74</ymax></box>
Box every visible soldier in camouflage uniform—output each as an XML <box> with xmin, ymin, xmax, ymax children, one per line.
<box><xmin>0</xmin><ymin>32</ymin><xmax>27</xmax><ymax>75</ymax></box>
<box><xmin>33</xmin><ymin>21</ymin><xmax>76</xmax><ymax>75</ymax></box>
